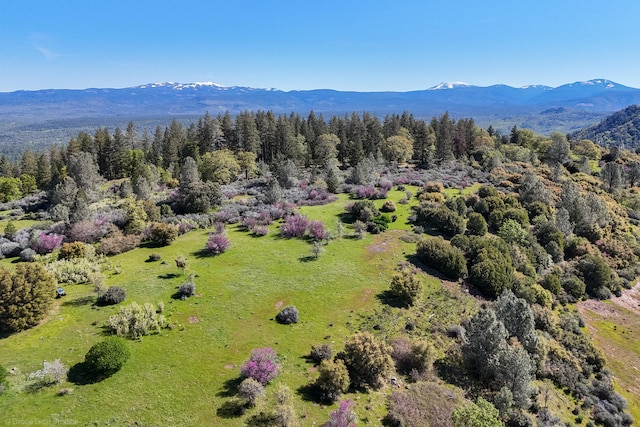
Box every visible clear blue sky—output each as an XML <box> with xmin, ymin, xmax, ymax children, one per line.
<box><xmin>1</xmin><ymin>0</ymin><xmax>640</xmax><ymax>92</ymax></box>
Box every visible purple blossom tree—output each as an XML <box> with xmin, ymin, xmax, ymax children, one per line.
<box><xmin>32</xmin><ymin>232</ymin><xmax>64</xmax><ymax>254</ymax></box>
<box><xmin>206</xmin><ymin>233</ymin><xmax>231</xmax><ymax>255</ymax></box>
<box><xmin>240</xmin><ymin>347</ymin><xmax>280</xmax><ymax>385</ymax></box>
<box><xmin>307</xmin><ymin>220</ymin><xmax>326</xmax><ymax>241</ymax></box>
<box><xmin>322</xmin><ymin>400</ymin><xmax>357</xmax><ymax>427</ymax></box>
<box><xmin>280</xmin><ymin>214</ymin><xmax>309</xmax><ymax>238</ymax></box>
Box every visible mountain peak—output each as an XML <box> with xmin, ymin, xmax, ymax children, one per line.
<box><xmin>429</xmin><ymin>81</ymin><xmax>473</xmax><ymax>90</ymax></box>
<box><xmin>137</xmin><ymin>82</ymin><xmax>226</xmax><ymax>90</ymax></box>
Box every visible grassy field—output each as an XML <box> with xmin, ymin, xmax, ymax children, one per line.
<box><xmin>578</xmin><ymin>287</ymin><xmax>640</xmax><ymax>423</ymax></box>
<box><xmin>0</xmin><ymin>188</ymin><xmax>462</xmax><ymax>426</ymax></box>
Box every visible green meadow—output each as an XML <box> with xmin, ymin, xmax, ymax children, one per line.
<box><xmin>1</xmin><ymin>188</ymin><xmax>471</xmax><ymax>426</ymax></box>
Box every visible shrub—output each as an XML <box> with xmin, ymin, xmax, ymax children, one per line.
<box><xmin>353</xmin><ymin>220</ymin><xmax>367</xmax><ymax>239</ymax></box>
<box><xmin>58</xmin><ymin>241</ymin><xmax>89</xmax><ymax>260</ymax></box>
<box><xmin>175</xmin><ymin>256</ymin><xmax>188</xmax><ymax>273</ymax></box>
<box><xmin>96</xmin><ymin>234</ymin><xmax>141</xmax><ymax>256</ymax></box>
<box><xmin>340</xmin><ymin>332</ymin><xmax>393</xmax><ymax>390</ymax></box>
<box><xmin>467</xmin><ymin>212</ymin><xmax>487</xmax><ymax>236</ymax></box>
<box><xmin>322</xmin><ymin>400</ymin><xmax>357</xmax><ymax>427</ymax></box>
<box><xmin>562</xmin><ymin>275</ymin><xmax>586</xmax><ymax>300</ymax></box>
<box><xmin>238</xmin><ymin>377</ymin><xmax>265</xmax><ymax>407</ymax></box>
<box><xmin>367</xmin><ymin>214</ymin><xmax>390</xmax><ymax>234</ymax></box>
<box><xmin>97</xmin><ymin>286</ymin><xmax>126</xmax><ymax>306</ymax></box>
<box><xmin>307</xmin><ymin>220</ymin><xmax>327</xmax><ymax>241</ymax></box>
<box><xmin>147</xmin><ymin>222</ymin><xmax>179</xmax><ymax>246</ymax></box>
<box><xmin>107</xmin><ymin>302</ymin><xmax>167</xmax><ymax>339</ymax></box>
<box><xmin>45</xmin><ymin>257</ymin><xmax>101</xmax><ymax>285</ymax></box>
<box><xmin>178</xmin><ymin>280</ymin><xmax>196</xmax><ymax>298</ymax></box>
<box><xmin>280</xmin><ymin>213</ymin><xmax>309</xmax><ymax>238</ymax></box>
<box><xmin>389</xmin><ymin>268</ymin><xmax>423</xmax><ymax>306</ymax></box>
<box><xmin>414</xmin><ymin>205</ymin><xmax>465</xmax><ymax>237</ymax></box>
<box><xmin>32</xmin><ymin>232</ymin><xmax>64</xmax><ymax>254</ymax></box>
<box><xmin>206</xmin><ymin>233</ymin><xmax>231</xmax><ymax>254</ymax></box>
<box><xmin>147</xmin><ymin>253</ymin><xmax>161</xmax><ymax>262</ymax></box>
<box><xmin>310</xmin><ymin>344</ymin><xmax>333</xmax><ymax>364</ymax></box>
<box><xmin>240</xmin><ymin>347</ymin><xmax>280</xmax><ymax>385</ymax></box>
<box><xmin>380</xmin><ymin>200</ymin><xmax>396</xmax><ymax>213</ymax></box>
<box><xmin>0</xmin><ymin>263</ymin><xmax>56</xmax><ymax>332</ymax></box>
<box><xmin>348</xmin><ymin>200</ymin><xmax>379</xmax><ymax>222</ymax></box>
<box><xmin>69</xmin><ymin>220</ymin><xmax>104</xmax><ymax>244</ymax></box>
<box><xmin>315</xmin><ymin>359</ymin><xmax>350</xmax><ymax>403</ymax></box>
<box><xmin>28</xmin><ymin>359</ymin><xmax>68</xmax><ymax>386</ymax></box>
<box><xmin>276</xmin><ymin>305</ymin><xmax>299</xmax><ymax>324</ymax></box>
<box><xmin>84</xmin><ymin>336</ymin><xmax>131</xmax><ymax>377</ymax></box>
<box><xmin>19</xmin><ymin>248</ymin><xmax>36</xmax><ymax>262</ymax></box>
<box><xmin>416</xmin><ymin>237</ymin><xmax>467</xmax><ymax>280</ymax></box>
<box><xmin>451</xmin><ymin>397</ymin><xmax>502</xmax><ymax>427</ymax></box>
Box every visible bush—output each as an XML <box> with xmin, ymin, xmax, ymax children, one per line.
<box><xmin>84</xmin><ymin>336</ymin><xmax>131</xmax><ymax>377</ymax></box>
<box><xmin>97</xmin><ymin>286</ymin><xmax>126</xmax><ymax>306</ymax></box>
<box><xmin>389</xmin><ymin>268</ymin><xmax>423</xmax><ymax>306</ymax></box>
<box><xmin>280</xmin><ymin>213</ymin><xmax>309</xmax><ymax>238</ymax></box>
<box><xmin>367</xmin><ymin>214</ymin><xmax>390</xmax><ymax>234</ymax></box>
<box><xmin>147</xmin><ymin>253</ymin><xmax>161</xmax><ymax>262</ymax></box>
<box><xmin>69</xmin><ymin>220</ymin><xmax>104</xmax><ymax>244</ymax></box>
<box><xmin>416</xmin><ymin>237</ymin><xmax>467</xmax><ymax>280</ymax></box>
<box><xmin>45</xmin><ymin>257</ymin><xmax>101</xmax><ymax>285</ymax></box>
<box><xmin>339</xmin><ymin>332</ymin><xmax>393</xmax><ymax>390</ymax></box>
<box><xmin>240</xmin><ymin>347</ymin><xmax>280</xmax><ymax>385</ymax></box>
<box><xmin>206</xmin><ymin>233</ymin><xmax>231</xmax><ymax>254</ymax></box>
<box><xmin>238</xmin><ymin>377</ymin><xmax>265</xmax><ymax>407</ymax></box>
<box><xmin>107</xmin><ymin>302</ymin><xmax>167</xmax><ymax>339</ymax></box>
<box><xmin>347</xmin><ymin>200</ymin><xmax>379</xmax><ymax>222</ymax></box>
<box><xmin>276</xmin><ymin>305</ymin><xmax>299</xmax><ymax>324</ymax></box>
<box><xmin>32</xmin><ymin>232</ymin><xmax>64</xmax><ymax>254</ymax></box>
<box><xmin>310</xmin><ymin>344</ymin><xmax>333</xmax><ymax>364</ymax></box>
<box><xmin>0</xmin><ymin>263</ymin><xmax>57</xmax><ymax>332</ymax></box>
<box><xmin>315</xmin><ymin>359</ymin><xmax>350</xmax><ymax>403</ymax></box>
<box><xmin>28</xmin><ymin>359</ymin><xmax>68</xmax><ymax>386</ymax></box>
<box><xmin>380</xmin><ymin>200</ymin><xmax>397</xmax><ymax>213</ymax></box>
<box><xmin>147</xmin><ymin>222</ymin><xmax>179</xmax><ymax>246</ymax></box>
<box><xmin>19</xmin><ymin>248</ymin><xmax>36</xmax><ymax>262</ymax></box>
<box><xmin>58</xmin><ymin>242</ymin><xmax>89</xmax><ymax>260</ymax></box>
<box><xmin>307</xmin><ymin>220</ymin><xmax>327</xmax><ymax>241</ymax></box>
<box><xmin>414</xmin><ymin>206</ymin><xmax>465</xmax><ymax>237</ymax></box>
<box><xmin>323</xmin><ymin>400</ymin><xmax>357</xmax><ymax>427</ymax></box>
<box><xmin>467</xmin><ymin>212</ymin><xmax>488</xmax><ymax>236</ymax></box>
<box><xmin>96</xmin><ymin>234</ymin><xmax>141</xmax><ymax>256</ymax></box>
<box><xmin>178</xmin><ymin>280</ymin><xmax>196</xmax><ymax>298</ymax></box>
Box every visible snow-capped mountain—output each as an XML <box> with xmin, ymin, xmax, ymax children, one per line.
<box><xmin>1</xmin><ymin>79</ymin><xmax>640</xmax><ymax>147</ymax></box>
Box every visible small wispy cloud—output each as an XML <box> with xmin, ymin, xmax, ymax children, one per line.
<box><xmin>35</xmin><ymin>45</ymin><xmax>62</xmax><ymax>60</ymax></box>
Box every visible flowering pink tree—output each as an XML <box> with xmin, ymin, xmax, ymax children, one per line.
<box><xmin>307</xmin><ymin>220</ymin><xmax>326</xmax><ymax>241</ymax></box>
<box><xmin>322</xmin><ymin>400</ymin><xmax>357</xmax><ymax>427</ymax></box>
<box><xmin>240</xmin><ymin>347</ymin><xmax>280</xmax><ymax>385</ymax></box>
<box><xmin>280</xmin><ymin>214</ymin><xmax>309</xmax><ymax>238</ymax></box>
<box><xmin>33</xmin><ymin>232</ymin><xmax>64</xmax><ymax>254</ymax></box>
<box><xmin>206</xmin><ymin>233</ymin><xmax>231</xmax><ymax>255</ymax></box>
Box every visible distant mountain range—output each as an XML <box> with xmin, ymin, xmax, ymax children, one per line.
<box><xmin>1</xmin><ymin>79</ymin><xmax>640</xmax><ymax>152</ymax></box>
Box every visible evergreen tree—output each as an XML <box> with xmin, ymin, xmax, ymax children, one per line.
<box><xmin>0</xmin><ymin>264</ymin><xmax>57</xmax><ymax>332</ymax></box>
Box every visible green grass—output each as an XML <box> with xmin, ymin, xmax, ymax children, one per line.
<box><xmin>0</xmin><ymin>194</ymin><xmax>446</xmax><ymax>426</ymax></box>
<box><xmin>579</xmin><ymin>302</ymin><xmax>640</xmax><ymax>423</ymax></box>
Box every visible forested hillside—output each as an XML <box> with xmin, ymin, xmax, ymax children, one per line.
<box><xmin>0</xmin><ymin>109</ymin><xmax>638</xmax><ymax>426</ymax></box>
<box><xmin>571</xmin><ymin>104</ymin><xmax>640</xmax><ymax>148</ymax></box>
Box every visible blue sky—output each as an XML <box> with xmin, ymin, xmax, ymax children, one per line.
<box><xmin>1</xmin><ymin>0</ymin><xmax>639</xmax><ymax>92</ymax></box>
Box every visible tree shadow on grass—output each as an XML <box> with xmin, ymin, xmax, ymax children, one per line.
<box><xmin>158</xmin><ymin>273</ymin><xmax>180</xmax><ymax>280</ymax></box>
<box><xmin>216</xmin><ymin>399</ymin><xmax>247</xmax><ymax>419</ymax></box>
<box><xmin>67</xmin><ymin>362</ymin><xmax>107</xmax><ymax>385</ymax></box>
<box><xmin>192</xmin><ymin>248</ymin><xmax>214</xmax><ymax>259</ymax></box>
<box><xmin>376</xmin><ymin>290</ymin><xmax>408</xmax><ymax>309</ymax></box>
<box><xmin>245</xmin><ymin>412</ymin><xmax>278</xmax><ymax>426</ymax></box>
<box><xmin>296</xmin><ymin>383</ymin><xmax>321</xmax><ymax>403</ymax></box>
<box><xmin>61</xmin><ymin>295</ymin><xmax>95</xmax><ymax>308</ymax></box>
<box><xmin>216</xmin><ymin>376</ymin><xmax>243</xmax><ymax>398</ymax></box>
<box><xmin>298</xmin><ymin>255</ymin><xmax>317</xmax><ymax>263</ymax></box>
